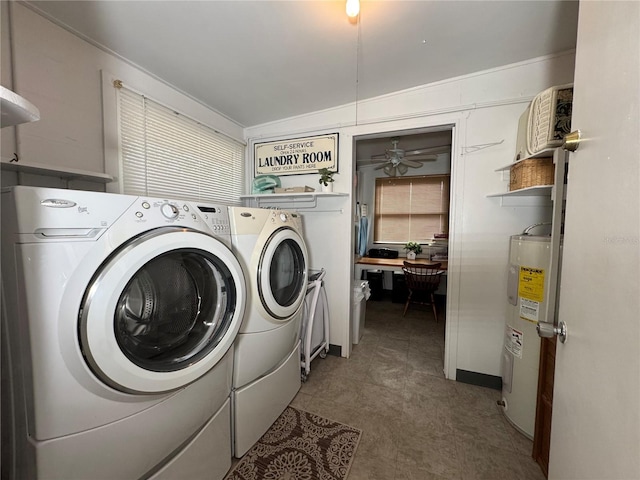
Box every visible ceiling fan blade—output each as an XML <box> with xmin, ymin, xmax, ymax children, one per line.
<box><xmin>400</xmin><ymin>159</ymin><xmax>424</xmax><ymax>168</ymax></box>
<box><xmin>359</xmin><ymin>140</ymin><xmax>451</xmax><ymax>170</ymax></box>
<box><xmin>383</xmin><ymin>164</ymin><xmax>396</xmax><ymax>176</ymax></box>
<box><xmin>404</xmin><ymin>145</ymin><xmax>451</xmax><ymax>156</ymax></box>
<box><xmin>358</xmin><ymin>158</ymin><xmax>388</xmax><ymax>164</ymax></box>
<box><xmin>404</xmin><ymin>154</ymin><xmax>438</xmax><ymax>161</ymax></box>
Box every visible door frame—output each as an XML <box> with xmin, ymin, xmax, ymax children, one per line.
<box><xmin>349</xmin><ymin>117</ymin><xmax>463</xmax><ymax>379</ymax></box>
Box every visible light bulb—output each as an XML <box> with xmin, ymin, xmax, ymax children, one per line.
<box><xmin>346</xmin><ymin>0</ymin><xmax>360</xmax><ymax>18</ymax></box>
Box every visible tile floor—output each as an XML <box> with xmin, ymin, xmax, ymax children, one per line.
<box><xmin>290</xmin><ymin>295</ymin><xmax>546</xmax><ymax>480</ymax></box>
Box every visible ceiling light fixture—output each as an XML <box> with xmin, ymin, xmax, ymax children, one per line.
<box><xmin>346</xmin><ymin>0</ymin><xmax>360</xmax><ymax>19</ymax></box>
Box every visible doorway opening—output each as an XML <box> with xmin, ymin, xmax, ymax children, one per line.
<box><xmin>353</xmin><ymin>125</ymin><xmax>454</xmax><ymax>376</ymax></box>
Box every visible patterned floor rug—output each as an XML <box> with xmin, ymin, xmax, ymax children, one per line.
<box><xmin>225</xmin><ymin>406</ymin><xmax>362</xmax><ymax>480</ymax></box>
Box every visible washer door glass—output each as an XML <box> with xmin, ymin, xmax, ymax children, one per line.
<box><xmin>80</xmin><ymin>228</ymin><xmax>246</xmax><ymax>394</ymax></box>
<box><xmin>258</xmin><ymin>228</ymin><xmax>308</xmax><ymax>320</ymax></box>
<box><xmin>115</xmin><ymin>249</ymin><xmax>233</xmax><ymax>372</ymax></box>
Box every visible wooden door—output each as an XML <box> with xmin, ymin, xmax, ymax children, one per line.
<box><xmin>533</xmin><ymin>336</ymin><xmax>556</xmax><ymax>477</ymax></box>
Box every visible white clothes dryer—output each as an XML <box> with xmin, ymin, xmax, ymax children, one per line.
<box><xmin>228</xmin><ymin>206</ymin><xmax>308</xmax><ymax>457</ymax></box>
<box><xmin>1</xmin><ymin>186</ymin><xmax>246</xmax><ymax>480</ymax></box>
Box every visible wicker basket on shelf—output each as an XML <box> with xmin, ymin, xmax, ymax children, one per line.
<box><xmin>509</xmin><ymin>158</ymin><xmax>555</xmax><ymax>191</ymax></box>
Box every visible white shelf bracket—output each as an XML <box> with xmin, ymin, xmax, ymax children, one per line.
<box><xmin>461</xmin><ymin>139</ymin><xmax>504</xmax><ymax>155</ymax></box>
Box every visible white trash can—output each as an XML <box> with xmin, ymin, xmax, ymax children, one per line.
<box><xmin>352</xmin><ymin>280</ymin><xmax>371</xmax><ymax>344</ymax></box>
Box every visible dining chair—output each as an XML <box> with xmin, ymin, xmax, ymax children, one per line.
<box><xmin>402</xmin><ymin>261</ymin><xmax>444</xmax><ymax>322</ymax></box>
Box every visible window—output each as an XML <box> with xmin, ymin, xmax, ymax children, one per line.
<box><xmin>374</xmin><ymin>175</ymin><xmax>450</xmax><ymax>243</ymax></box>
<box><xmin>116</xmin><ymin>86</ymin><xmax>245</xmax><ymax>204</ymax></box>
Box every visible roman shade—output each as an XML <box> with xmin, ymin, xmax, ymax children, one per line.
<box><xmin>374</xmin><ymin>175</ymin><xmax>450</xmax><ymax>243</ymax></box>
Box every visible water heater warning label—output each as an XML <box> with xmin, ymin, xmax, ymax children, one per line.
<box><xmin>518</xmin><ymin>267</ymin><xmax>545</xmax><ymax>302</ymax></box>
<box><xmin>520</xmin><ymin>298</ymin><xmax>540</xmax><ymax>322</ymax></box>
<box><xmin>506</xmin><ymin>325</ymin><xmax>523</xmax><ymax>358</ymax></box>
<box><xmin>518</xmin><ymin>266</ymin><xmax>544</xmax><ymax>323</ymax></box>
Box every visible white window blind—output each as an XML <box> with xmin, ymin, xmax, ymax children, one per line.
<box><xmin>374</xmin><ymin>175</ymin><xmax>450</xmax><ymax>243</ymax></box>
<box><xmin>117</xmin><ymin>86</ymin><xmax>245</xmax><ymax>204</ymax></box>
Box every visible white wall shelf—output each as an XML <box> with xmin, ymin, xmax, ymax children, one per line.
<box><xmin>1</xmin><ymin>159</ymin><xmax>114</xmax><ymax>183</ymax></box>
<box><xmin>240</xmin><ymin>192</ymin><xmax>346</xmax><ymax>200</ymax></box>
<box><xmin>240</xmin><ymin>191</ymin><xmax>348</xmax><ymax>210</ymax></box>
<box><xmin>488</xmin><ymin>147</ymin><xmax>564</xmax><ymax>205</ymax></box>
<box><xmin>494</xmin><ymin>148</ymin><xmax>557</xmax><ymax>172</ymax></box>
<box><xmin>0</xmin><ymin>86</ymin><xmax>41</xmax><ymax>127</ymax></box>
<box><xmin>487</xmin><ymin>185</ymin><xmax>553</xmax><ymax>198</ymax></box>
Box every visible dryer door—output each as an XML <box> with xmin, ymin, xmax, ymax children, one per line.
<box><xmin>79</xmin><ymin>227</ymin><xmax>246</xmax><ymax>394</ymax></box>
<box><xmin>257</xmin><ymin>227</ymin><xmax>308</xmax><ymax>320</ymax></box>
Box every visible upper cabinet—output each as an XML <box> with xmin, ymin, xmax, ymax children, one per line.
<box><xmin>0</xmin><ymin>86</ymin><xmax>40</xmax><ymax>128</ymax></box>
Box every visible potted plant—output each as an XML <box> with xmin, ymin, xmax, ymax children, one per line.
<box><xmin>318</xmin><ymin>168</ymin><xmax>335</xmax><ymax>192</ymax></box>
<box><xmin>404</xmin><ymin>241</ymin><xmax>422</xmax><ymax>260</ymax></box>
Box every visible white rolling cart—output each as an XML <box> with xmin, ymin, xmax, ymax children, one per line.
<box><xmin>299</xmin><ymin>269</ymin><xmax>330</xmax><ymax>381</ymax></box>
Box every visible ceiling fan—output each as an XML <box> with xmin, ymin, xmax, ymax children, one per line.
<box><xmin>358</xmin><ymin>137</ymin><xmax>451</xmax><ymax>177</ymax></box>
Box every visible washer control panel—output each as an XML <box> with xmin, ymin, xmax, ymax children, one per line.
<box><xmin>131</xmin><ymin>198</ymin><xmax>230</xmax><ymax>235</ymax></box>
<box><xmin>196</xmin><ymin>205</ymin><xmax>231</xmax><ymax>235</ymax></box>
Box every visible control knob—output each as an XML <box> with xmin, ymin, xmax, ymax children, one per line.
<box><xmin>161</xmin><ymin>203</ymin><xmax>180</xmax><ymax>219</ymax></box>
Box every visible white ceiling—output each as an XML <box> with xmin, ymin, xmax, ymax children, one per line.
<box><xmin>26</xmin><ymin>0</ymin><xmax>579</xmax><ymax>130</ymax></box>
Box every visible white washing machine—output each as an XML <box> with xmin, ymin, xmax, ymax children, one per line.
<box><xmin>0</xmin><ymin>186</ymin><xmax>246</xmax><ymax>479</ymax></box>
<box><xmin>228</xmin><ymin>206</ymin><xmax>308</xmax><ymax>457</ymax></box>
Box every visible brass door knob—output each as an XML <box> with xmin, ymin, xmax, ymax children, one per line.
<box><xmin>563</xmin><ymin>130</ymin><xmax>581</xmax><ymax>152</ymax></box>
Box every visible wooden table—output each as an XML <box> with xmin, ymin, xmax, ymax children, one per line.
<box><xmin>355</xmin><ymin>256</ymin><xmax>448</xmax><ymax>280</ymax></box>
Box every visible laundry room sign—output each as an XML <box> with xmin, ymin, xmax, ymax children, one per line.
<box><xmin>254</xmin><ymin>133</ymin><xmax>338</xmax><ymax>176</ymax></box>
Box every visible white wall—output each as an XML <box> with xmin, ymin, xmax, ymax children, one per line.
<box><xmin>245</xmin><ymin>52</ymin><xmax>575</xmax><ymax>375</ymax></box>
<box><xmin>3</xmin><ymin>3</ymin><xmax>243</xmax><ymax>190</ymax></box>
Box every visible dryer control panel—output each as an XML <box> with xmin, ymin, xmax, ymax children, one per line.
<box><xmin>268</xmin><ymin>209</ymin><xmax>303</xmax><ymax>231</ymax></box>
<box><xmin>268</xmin><ymin>209</ymin><xmax>297</xmax><ymax>225</ymax></box>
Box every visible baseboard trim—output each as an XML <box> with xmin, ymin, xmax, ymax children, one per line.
<box><xmin>456</xmin><ymin>369</ymin><xmax>502</xmax><ymax>390</ymax></box>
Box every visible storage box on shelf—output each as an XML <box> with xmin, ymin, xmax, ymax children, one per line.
<box><xmin>514</xmin><ymin>84</ymin><xmax>573</xmax><ymax>162</ymax></box>
<box><xmin>527</xmin><ymin>84</ymin><xmax>573</xmax><ymax>155</ymax></box>
<box><xmin>274</xmin><ymin>186</ymin><xmax>315</xmax><ymax>193</ymax></box>
<box><xmin>487</xmin><ymin>148</ymin><xmax>558</xmax><ymax>199</ymax></box>
<box><xmin>509</xmin><ymin>157</ymin><xmax>555</xmax><ymax>191</ymax></box>
<box><xmin>500</xmin><ymin>82</ymin><xmax>572</xmax><ymax>199</ymax></box>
